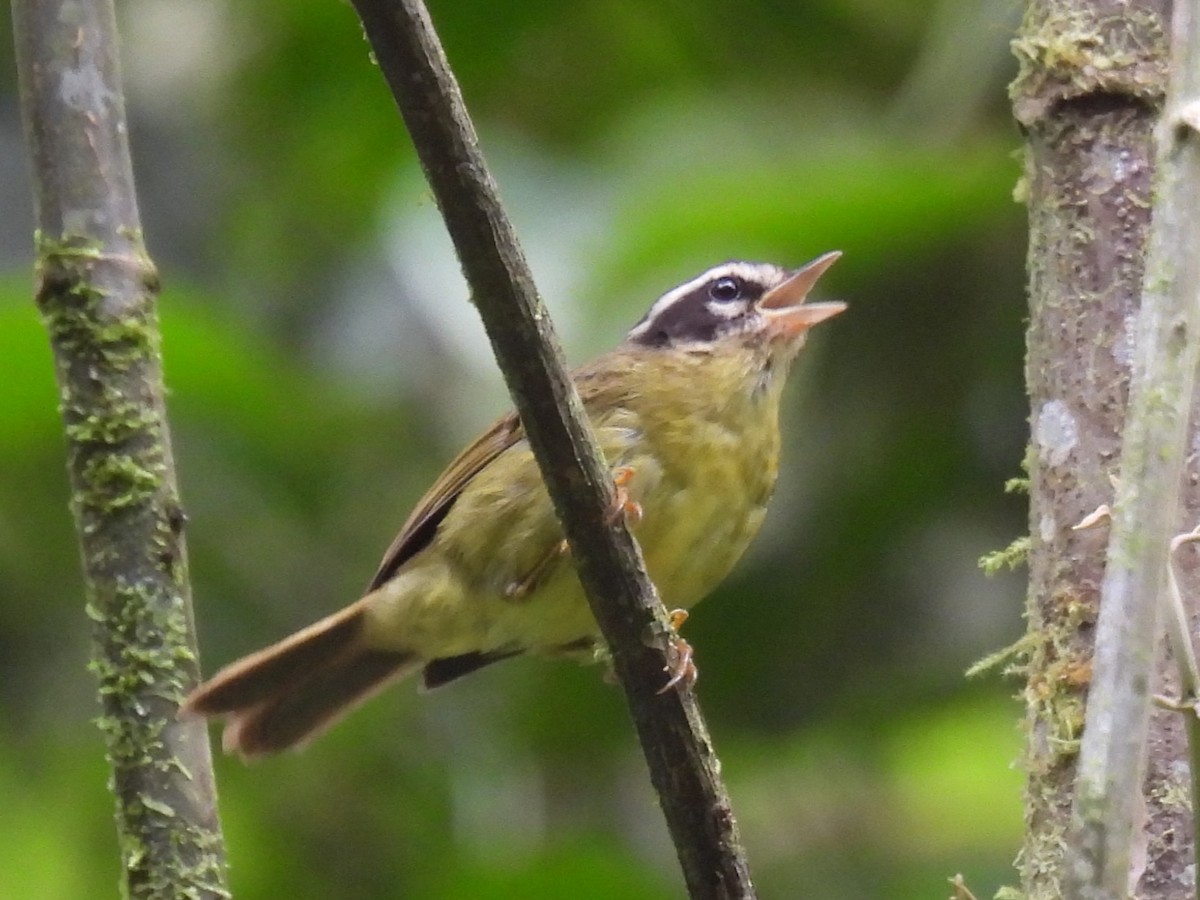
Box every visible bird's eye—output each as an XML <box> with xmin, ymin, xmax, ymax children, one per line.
<box><xmin>708</xmin><ymin>277</ymin><xmax>741</xmax><ymax>303</ymax></box>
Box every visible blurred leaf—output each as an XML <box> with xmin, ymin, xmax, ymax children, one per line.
<box><xmin>589</xmin><ymin>139</ymin><xmax>1016</xmax><ymax>317</ymax></box>
<box><xmin>428</xmin><ymin>840</ymin><xmax>676</xmax><ymax>900</ymax></box>
<box><xmin>0</xmin><ymin>739</ymin><xmax>115</xmax><ymax>899</ymax></box>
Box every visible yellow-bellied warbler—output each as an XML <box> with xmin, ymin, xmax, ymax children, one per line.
<box><xmin>183</xmin><ymin>253</ymin><xmax>845</xmax><ymax>757</ymax></box>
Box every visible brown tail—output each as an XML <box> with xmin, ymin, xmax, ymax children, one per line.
<box><xmin>181</xmin><ymin>599</ymin><xmax>419</xmax><ymax>758</ymax></box>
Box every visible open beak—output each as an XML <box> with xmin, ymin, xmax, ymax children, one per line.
<box><xmin>758</xmin><ymin>251</ymin><xmax>846</xmax><ymax>340</ymax></box>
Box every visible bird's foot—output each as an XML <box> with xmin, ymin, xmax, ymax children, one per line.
<box><xmin>607</xmin><ymin>466</ymin><xmax>643</xmax><ymax>526</ymax></box>
<box><xmin>657</xmin><ymin>609</ymin><xmax>698</xmax><ymax>694</ymax></box>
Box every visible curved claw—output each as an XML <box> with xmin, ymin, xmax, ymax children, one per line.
<box><xmin>657</xmin><ymin>609</ymin><xmax>697</xmax><ymax>694</ymax></box>
<box><xmin>608</xmin><ymin>466</ymin><xmax>643</xmax><ymax>526</ymax></box>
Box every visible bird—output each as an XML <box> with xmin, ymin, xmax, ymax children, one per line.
<box><xmin>181</xmin><ymin>252</ymin><xmax>846</xmax><ymax>757</ymax></box>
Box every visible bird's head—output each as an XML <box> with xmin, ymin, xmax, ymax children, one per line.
<box><xmin>625</xmin><ymin>252</ymin><xmax>845</xmax><ymax>361</ymax></box>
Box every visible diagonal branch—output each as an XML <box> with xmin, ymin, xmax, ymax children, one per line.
<box><xmin>11</xmin><ymin>0</ymin><xmax>229</xmax><ymax>897</ymax></box>
<box><xmin>348</xmin><ymin>0</ymin><xmax>755</xmax><ymax>896</ymax></box>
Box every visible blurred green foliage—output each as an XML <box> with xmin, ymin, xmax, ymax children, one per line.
<box><xmin>1</xmin><ymin>0</ymin><xmax>1030</xmax><ymax>897</ymax></box>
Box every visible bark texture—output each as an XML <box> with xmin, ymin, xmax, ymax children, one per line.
<box><xmin>1129</xmin><ymin>3</ymin><xmax>1200</xmax><ymax>893</ymax></box>
<box><xmin>11</xmin><ymin>0</ymin><xmax>229</xmax><ymax>896</ymax></box>
<box><xmin>1010</xmin><ymin>2</ymin><xmax>1199</xmax><ymax>897</ymax></box>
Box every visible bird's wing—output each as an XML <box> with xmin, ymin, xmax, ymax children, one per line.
<box><xmin>367</xmin><ymin>410</ymin><xmax>524</xmax><ymax>591</ymax></box>
<box><xmin>365</xmin><ymin>356</ymin><xmax>641</xmax><ymax>593</ymax></box>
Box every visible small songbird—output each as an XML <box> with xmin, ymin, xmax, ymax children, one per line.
<box><xmin>182</xmin><ymin>253</ymin><xmax>846</xmax><ymax>757</ymax></box>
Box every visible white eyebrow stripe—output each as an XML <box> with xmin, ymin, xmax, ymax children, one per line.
<box><xmin>706</xmin><ymin>300</ymin><xmax>743</xmax><ymax>318</ymax></box>
<box><xmin>627</xmin><ymin>261</ymin><xmax>788</xmax><ymax>340</ymax></box>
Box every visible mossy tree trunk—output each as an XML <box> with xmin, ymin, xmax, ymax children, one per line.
<box><xmin>11</xmin><ymin>0</ymin><xmax>230</xmax><ymax>897</ymax></box>
<box><xmin>1012</xmin><ymin>1</ymin><xmax>1200</xmax><ymax>896</ymax></box>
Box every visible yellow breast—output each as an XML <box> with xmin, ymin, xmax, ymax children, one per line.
<box><xmin>364</xmin><ymin>343</ymin><xmax>787</xmax><ymax>659</ymax></box>
<box><xmin>620</xmin><ymin>347</ymin><xmax>782</xmax><ymax>609</ymax></box>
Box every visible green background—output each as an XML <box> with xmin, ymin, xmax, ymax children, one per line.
<box><xmin>0</xmin><ymin>1</ymin><xmax>1029</xmax><ymax>897</ymax></box>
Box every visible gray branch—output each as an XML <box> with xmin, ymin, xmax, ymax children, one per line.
<box><xmin>11</xmin><ymin>1</ymin><xmax>229</xmax><ymax>897</ymax></box>
<box><xmin>347</xmin><ymin>0</ymin><xmax>755</xmax><ymax>896</ymax></box>
<box><xmin>1068</xmin><ymin>3</ymin><xmax>1200</xmax><ymax>896</ymax></box>
<box><xmin>1009</xmin><ymin>1</ymin><xmax>1170</xmax><ymax>896</ymax></box>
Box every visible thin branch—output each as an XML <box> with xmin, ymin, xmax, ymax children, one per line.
<box><xmin>11</xmin><ymin>1</ymin><xmax>229</xmax><ymax>897</ymax></box>
<box><xmin>347</xmin><ymin>0</ymin><xmax>755</xmax><ymax>896</ymax></box>
<box><xmin>1164</xmin><ymin>528</ymin><xmax>1200</xmax><ymax>893</ymax></box>
<box><xmin>1009</xmin><ymin>2</ymin><xmax>1172</xmax><ymax>895</ymax></box>
<box><xmin>1067</xmin><ymin>2</ymin><xmax>1200</xmax><ymax>896</ymax></box>
<box><xmin>1166</xmin><ymin>530</ymin><xmax>1200</xmax><ymax>704</ymax></box>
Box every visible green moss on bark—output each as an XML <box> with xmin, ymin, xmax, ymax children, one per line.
<box><xmin>36</xmin><ymin>231</ymin><xmax>228</xmax><ymax>899</ymax></box>
<box><xmin>1010</xmin><ymin>2</ymin><xmax>1169</xmax><ymax>896</ymax></box>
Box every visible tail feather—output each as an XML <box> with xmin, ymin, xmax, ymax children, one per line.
<box><xmin>222</xmin><ymin>646</ymin><xmax>418</xmax><ymax>757</ymax></box>
<box><xmin>181</xmin><ymin>600</ymin><xmax>419</xmax><ymax>758</ymax></box>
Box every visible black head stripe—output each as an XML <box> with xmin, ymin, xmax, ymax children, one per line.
<box><xmin>630</xmin><ymin>285</ymin><xmax>746</xmax><ymax>346</ymax></box>
<box><xmin>628</xmin><ymin>262</ymin><xmax>786</xmax><ymax>348</ymax></box>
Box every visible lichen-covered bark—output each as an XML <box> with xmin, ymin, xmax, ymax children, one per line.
<box><xmin>1011</xmin><ymin>1</ymin><xmax>1183</xmax><ymax>897</ymax></box>
<box><xmin>1125</xmin><ymin>2</ymin><xmax>1200</xmax><ymax>890</ymax></box>
<box><xmin>12</xmin><ymin>1</ymin><xmax>229</xmax><ymax>897</ymax></box>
